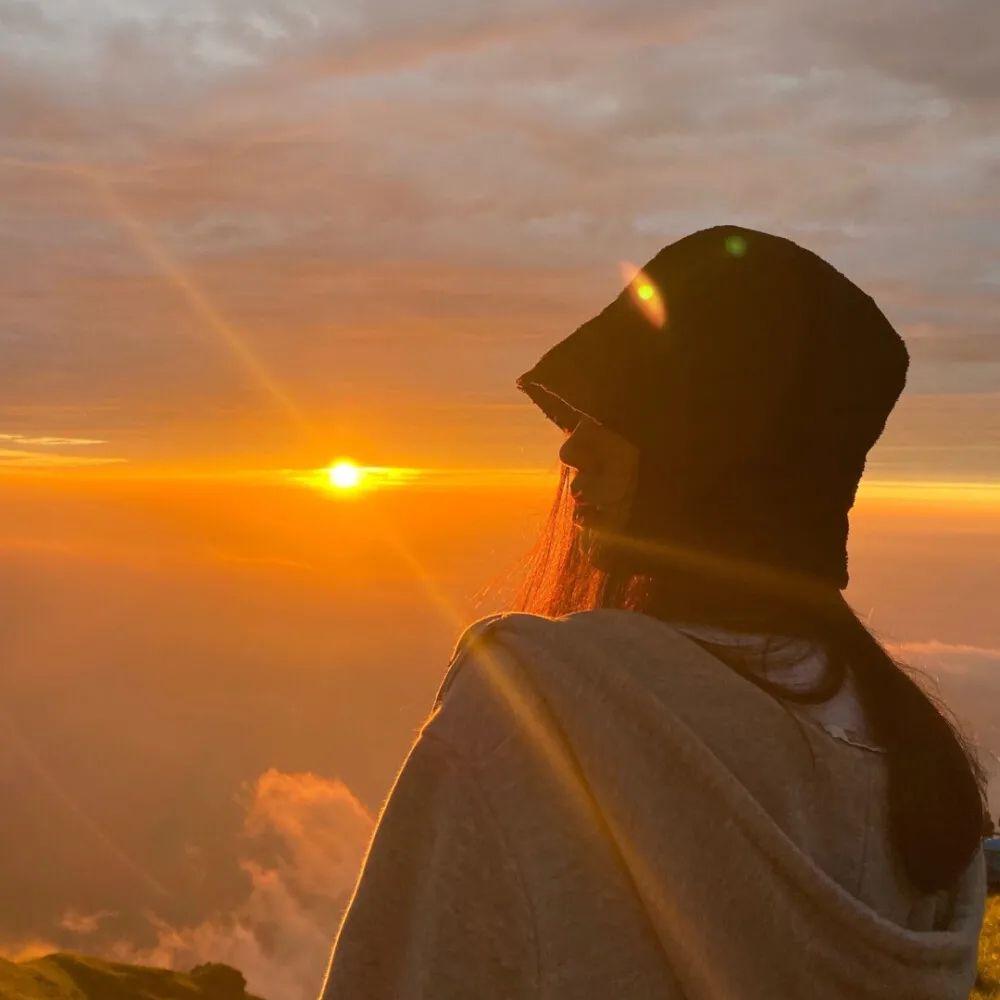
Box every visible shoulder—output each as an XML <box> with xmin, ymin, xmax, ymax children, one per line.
<box><xmin>425</xmin><ymin>612</ymin><xmax>568</xmax><ymax>762</ymax></box>
<box><xmin>444</xmin><ymin>608</ymin><xmax>688</xmax><ymax>666</ymax></box>
<box><xmin>439</xmin><ymin>612</ymin><xmax>558</xmax><ymax>695</ymax></box>
<box><xmin>424</xmin><ymin>612</ymin><xmax>549</xmax><ymax>756</ymax></box>
<box><xmin>437</xmin><ymin>609</ymin><xmax>703</xmax><ymax>698</ymax></box>
<box><xmin>429</xmin><ymin>610</ymin><xmax>703</xmax><ymax>753</ymax></box>
<box><xmin>437</xmin><ymin>609</ymin><xmax>674</xmax><ymax>698</ymax></box>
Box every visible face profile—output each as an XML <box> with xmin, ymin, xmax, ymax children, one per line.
<box><xmin>558</xmin><ymin>415</ymin><xmax>639</xmax><ymax>569</ymax></box>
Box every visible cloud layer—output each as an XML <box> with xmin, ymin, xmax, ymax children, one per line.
<box><xmin>105</xmin><ymin>769</ymin><xmax>372</xmax><ymax>1000</ymax></box>
<box><xmin>1</xmin><ymin>0</ymin><xmax>997</xmax><ymax>473</ymax></box>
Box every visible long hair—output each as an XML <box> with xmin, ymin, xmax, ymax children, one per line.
<box><xmin>514</xmin><ymin>467</ymin><xmax>986</xmax><ymax>893</ymax></box>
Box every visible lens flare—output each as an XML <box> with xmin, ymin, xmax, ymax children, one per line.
<box><xmin>724</xmin><ymin>233</ymin><xmax>747</xmax><ymax>257</ymax></box>
<box><xmin>619</xmin><ymin>262</ymin><xmax>667</xmax><ymax>328</ymax></box>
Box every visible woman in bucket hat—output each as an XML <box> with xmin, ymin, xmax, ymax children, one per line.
<box><xmin>320</xmin><ymin>226</ymin><xmax>986</xmax><ymax>1000</ymax></box>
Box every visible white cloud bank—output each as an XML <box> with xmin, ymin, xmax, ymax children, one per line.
<box><xmin>106</xmin><ymin>768</ymin><xmax>374</xmax><ymax>1000</ymax></box>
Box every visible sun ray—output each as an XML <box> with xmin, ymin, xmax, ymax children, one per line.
<box><xmin>0</xmin><ymin>156</ymin><xmax>310</xmax><ymax>434</ymax></box>
<box><xmin>85</xmin><ymin>170</ymin><xmax>311</xmax><ymax>432</ymax></box>
<box><xmin>0</xmin><ymin>704</ymin><xmax>170</xmax><ymax>899</ymax></box>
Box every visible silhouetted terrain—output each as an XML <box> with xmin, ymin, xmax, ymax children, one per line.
<box><xmin>0</xmin><ymin>954</ymin><xmax>264</xmax><ymax>1000</ymax></box>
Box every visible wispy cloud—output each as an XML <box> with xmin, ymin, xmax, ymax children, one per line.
<box><xmin>59</xmin><ymin>908</ymin><xmax>117</xmax><ymax>935</ymax></box>
<box><xmin>0</xmin><ymin>431</ymin><xmax>123</xmax><ymax>468</ymax></box>
<box><xmin>0</xmin><ymin>433</ymin><xmax>107</xmax><ymax>446</ymax></box>
<box><xmin>0</xmin><ymin>448</ymin><xmax>124</xmax><ymax>468</ymax></box>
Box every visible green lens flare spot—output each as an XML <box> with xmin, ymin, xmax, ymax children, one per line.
<box><xmin>724</xmin><ymin>233</ymin><xmax>747</xmax><ymax>257</ymax></box>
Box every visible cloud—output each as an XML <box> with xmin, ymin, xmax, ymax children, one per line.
<box><xmin>867</xmin><ymin>392</ymin><xmax>1000</xmax><ymax>480</ymax></box>
<box><xmin>59</xmin><ymin>908</ymin><xmax>117</xmax><ymax>935</ymax></box>
<box><xmin>0</xmin><ymin>433</ymin><xmax>107</xmax><ymax>446</ymax></box>
<box><xmin>0</xmin><ymin>1</ymin><xmax>55</xmax><ymax>36</ymax></box>
<box><xmin>803</xmin><ymin>1</ymin><xmax>1000</xmax><ymax>105</ymax></box>
<box><xmin>0</xmin><ymin>448</ymin><xmax>124</xmax><ymax>468</ymax></box>
<box><xmin>0</xmin><ymin>424</ymin><xmax>118</xmax><ymax>469</ymax></box>
<box><xmin>0</xmin><ymin>0</ymin><xmax>996</xmax><ymax>472</ymax></box>
<box><xmin>886</xmin><ymin>638</ymin><xmax>1000</xmax><ymax>808</ymax></box>
<box><xmin>890</xmin><ymin>638</ymin><xmax>1000</xmax><ymax>677</ymax></box>
<box><xmin>105</xmin><ymin>769</ymin><xmax>373</xmax><ymax>1000</ymax></box>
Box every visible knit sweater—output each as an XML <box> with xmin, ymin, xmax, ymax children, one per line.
<box><xmin>319</xmin><ymin>609</ymin><xmax>985</xmax><ymax>999</ymax></box>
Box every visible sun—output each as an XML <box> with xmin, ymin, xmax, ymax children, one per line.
<box><xmin>326</xmin><ymin>460</ymin><xmax>363</xmax><ymax>490</ymax></box>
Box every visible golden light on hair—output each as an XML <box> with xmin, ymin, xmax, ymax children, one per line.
<box><xmin>619</xmin><ymin>261</ymin><xmax>667</xmax><ymax>328</ymax></box>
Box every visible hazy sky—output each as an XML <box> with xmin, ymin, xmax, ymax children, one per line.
<box><xmin>1</xmin><ymin>4</ymin><xmax>999</xmax><ymax>999</ymax></box>
<box><xmin>1</xmin><ymin>0</ymin><xmax>998</xmax><ymax>476</ymax></box>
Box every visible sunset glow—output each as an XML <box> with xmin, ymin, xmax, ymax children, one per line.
<box><xmin>326</xmin><ymin>460</ymin><xmax>363</xmax><ymax>490</ymax></box>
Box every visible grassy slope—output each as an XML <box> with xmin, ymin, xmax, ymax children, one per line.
<box><xmin>0</xmin><ymin>954</ymin><xmax>265</xmax><ymax>1000</ymax></box>
<box><xmin>975</xmin><ymin>895</ymin><xmax>1000</xmax><ymax>999</ymax></box>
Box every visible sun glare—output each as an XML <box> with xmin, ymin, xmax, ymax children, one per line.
<box><xmin>327</xmin><ymin>460</ymin><xmax>363</xmax><ymax>490</ymax></box>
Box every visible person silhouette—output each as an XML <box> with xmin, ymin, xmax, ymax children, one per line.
<box><xmin>320</xmin><ymin>226</ymin><xmax>986</xmax><ymax>1000</ymax></box>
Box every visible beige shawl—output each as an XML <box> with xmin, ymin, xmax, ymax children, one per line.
<box><xmin>321</xmin><ymin>609</ymin><xmax>985</xmax><ymax>999</ymax></box>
